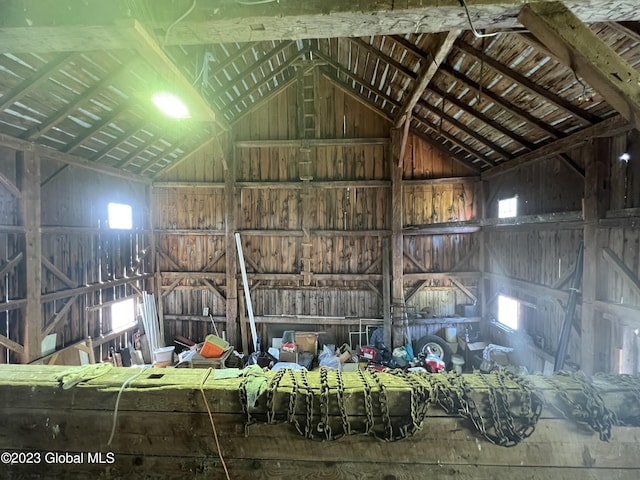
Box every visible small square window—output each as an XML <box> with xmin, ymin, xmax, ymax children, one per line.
<box><xmin>498</xmin><ymin>295</ymin><xmax>520</xmax><ymax>330</ymax></box>
<box><xmin>498</xmin><ymin>196</ymin><xmax>518</xmax><ymax>218</ymax></box>
<box><xmin>108</xmin><ymin>202</ymin><xmax>132</xmax><ymax>229</ymax></box>
<box><xmin>111</xmin><ymin>298</ymin><xmax>136</xmax><ymax>331</ymax></box>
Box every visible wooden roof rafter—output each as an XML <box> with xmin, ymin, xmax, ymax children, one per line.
<box><xmin>427</xmin><ymin>83</ymin><xmax>534</xmax><ymax>151</ymax></box>
<box><xmin>319</xmin><ymin>67</ymin><xmax>481</xmax><ymax>174</ymax></box>
<box><xmin>213</xmin><ymin>40</ymin><xmax>297</xmax><ymax>101</ymax></box>
<box><xmin>0</xmin><ymin>52</ymin><xmax>76</xmax><ymax>111</ymax></box>
<box><xmin>519</xmin><ymin>3</ymin><xmax>640</xmax><ymax>133</ymax></box>
<box><xmin>21</xmin><ymin>56</ymin><xmax>137</xmax><ymax>141</ymax></box>
<box><xmin>454</xmin><ymin>39</ymin><xmax>599</xmax><ymax>126</ymax></box>
<box><xmin>90</xmin><ymin>119</ymin><xmax>148</xmax><ymax>163</ymax></box>
<box><xmin>414</xmin><ymin>99</ymin><xmax>505</xmax><ymax>163</ymax></box>
<box><xmin>225</xmin><ymin>51</ymin><xmax>305</xmax><ymax>115</ymax></box>
<box><xmin>138</xmin><ymin>136</ymin><xmax>189</xmax><ymax>175</ymax></box>
<box><xmin>438</xmin><ymin>64</ymin><xmax>564</xmax><ymax>139</ymax></box>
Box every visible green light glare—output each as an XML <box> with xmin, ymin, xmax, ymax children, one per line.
<box><xmin>151</xmin><ymin>92</ymin><xmax>190</xmax><ymax>119</ymax></box>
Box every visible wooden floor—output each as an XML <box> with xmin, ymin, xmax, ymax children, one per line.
<box><xmin>1</xmin><ymin>364</ymin><xmax>639</xmax><ymax>479</ymax></box>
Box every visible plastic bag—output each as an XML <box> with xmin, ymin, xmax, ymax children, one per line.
<box><xmin>318</xmin><ymin>344</ymin><xmax>342</xmax><ymax>370</ymax></box>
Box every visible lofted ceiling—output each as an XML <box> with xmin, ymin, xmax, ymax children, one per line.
<box><xmin>0</xmin><ymin>0</ymin><xmax>639</xmax><ymax>180</ymax></box>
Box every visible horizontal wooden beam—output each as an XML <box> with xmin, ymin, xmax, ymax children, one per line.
<box><xmin>402</xmin><ymin>176</ymin><xmax>479</xmax><ymax>186</ymax></box>
<box><xmin>161</xmin><ymin>272</ymin><xmax>226</xmax><ymax>281</ymax></box>
<box><xmin>403</xmin><ymin>272</ymin><xmax>480</xmax><ymax>281</ymax></box>
<box><xmin>3</xmin><ymin>1</ymin><xmax>639</xmax><ymax>51</ymax></box>
<box><xmin>404</xmin><ymin>222</ymin><xmax>481</xmax><ymax>235</ymax></box>
<box><xmin>484</xmin><ymin>272</ymin><xmax>570</xmax><ymax>303</ymax></box>
<box><xmin>41</xmin><ymin>274</ymin><xmax>153</xmax><ymax>303</ymax></box>
<box><xmin>0</xmin><ymin>134</ymin><xmax>151</xmax><ymax>184</ymax></box>
<box><xmin>235</xmin><ymin>138</ymin><xmax>390</xmax><ymax>148</ymax></box>
<box><xmin>235</xmin><ymin>180</ymin><xmax>391</xmax><ymax>190</ymax></box>
<box><xmin>0</xmin><ymin>299</ymin><xmax>27</xmax><ymax>314</ymax></box>
<box><xmin>482</xmin><ymin>116</ymin><xmax>632</xmax><ymax>179</ymax></box>
<box><xmin>593</xmin><ymin>300</ymin><xmax>640</xmax><ymax>325</ymax></box>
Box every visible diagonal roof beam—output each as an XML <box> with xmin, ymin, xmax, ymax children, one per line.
<box><xmin>224</xmin><ymin>52</ymin><xmax>304</xmax><ymax>113</ymax></box>
<box><xmin>320</xmin><ymin>68</ymin><xmax>481</xmax><ymax>174</ymax></box>
<box><xmin>116</xmin><ymin>19</ymin><xmax>229</xmax><ymax>131</ymax></box>
<box><xmin>348</xmin><ymin>37</ymin><xmax>418</xmax><ymax>81</ymax></box>
<box><xmin>230</xmin><ymin>74</ymin><xmax>298</xmax><ymax>126</ymax></box>
<box><xmin>519</xmin><ymin>2</ymin><xmax>640</xmax><ymax>133</ymax></box>
<box><xmin>22</xmin><ymin>57</ymin><xmax>136</xmax><ymax>141</ymax></box>
<box><xmin>214</xmin><ymin>40</ymin><xmax>296</xmax><ymax>98</ymax></box>
<box><xmin>394</xmin><ymin>32</ymin><xmax>460</xmax><ymax>129</ymax></box>
<box><xmin>454</xmin><ymin>40</ymin><xmax>599</xmax><ymax>126</ymax></box>
<box><xmin>314</xmin><ymin>58</ymin><xmax>484</xmax><ymax>173</ymax></box>
<box><xmin>482</xmin><ymin>114</ymin><xmax>631</xmax><ymax>179</ymax></box>
<box><xmin>138</xmin><ymin>137</ymin><xmax>188</xmax><ymax>175</ymax></box>
<box><xmin>0</xmin><ymin>53</ymin><xmax>75</xmax><ymax>111</ymax></box>
<box><xmin>427</xmin><ymin>83</ymin><xmax>534</xmax><ymax>150</ymax></box>
<box><xmin>91</xmin><ymin>120</ymin><xmax>147</xmax><ymax>163</ymax></box>
<box><xmin>152</xmin><ymin>130</ymin><xmax>222</xmax><ymax>179</ymax></box>
<box><xmin>415</xmin><ymin>99</ymin><xmax>505</xmax><ymax>162</ymax></box>
<box><xmin>439</xmin><ymin>64</ymin><xmax>564</xmax><ymax>139</ymax></box>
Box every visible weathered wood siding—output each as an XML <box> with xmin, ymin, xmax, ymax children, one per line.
<box><xmin>153</xmin><ymin>74</ymin><xmax>478</xmax><ymax>349</ymax></box>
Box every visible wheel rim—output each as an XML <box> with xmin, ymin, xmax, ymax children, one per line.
<box><xmin>421</xmin><ymin>342</ymin><xmax>444</xmax><ymax>358</ymax></box>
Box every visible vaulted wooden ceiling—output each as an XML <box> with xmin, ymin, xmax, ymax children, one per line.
<box><xmin>0</xmin><ymin>0</ymin><xmax>639</xmax><ymax>180</ymax></box>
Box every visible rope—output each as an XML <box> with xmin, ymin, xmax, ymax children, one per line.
<box><xmin>200</xmin><ymin>368</ymin><xmax>231</xmax><ymax>480</ymax></box>
<box><xmin>107</xmin><ymin>367</ymin><xmax>148</xmax><ymax>446</ymax></box>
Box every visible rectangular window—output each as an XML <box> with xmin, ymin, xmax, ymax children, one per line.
<box><xmin>108</xmin><ymin>202</ymin><xmax>132</xmax><ymax>229</ymax></box>
<box><xmin>498</xmin><ymin>295</ymin><xmax>520</xmax><ymax>330</ymax></box>
<box><xmin>498</xmin><ymin>195</ymin><xmax>518</xmax><ymax>218</ymax></box>
<box><xmin>110</xmin><ymin>298</ymin><xmax>136</xmax><ymax>331</ymax></box>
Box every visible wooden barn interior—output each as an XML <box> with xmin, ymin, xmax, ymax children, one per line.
<box><xmin>2</xmin><ymin>1</ymin><xmax>640</xmax><ymax>479</ymax></box>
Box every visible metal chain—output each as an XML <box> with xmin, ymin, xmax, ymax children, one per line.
<box><xmin>287</xmin><ymin>369</ymin><xmax>304</xmax><ymax>436</ymax></box>
<box><xmin>547</xmin><ymin>371</ymin><xmax>616</xmax><ymax>441</ymax></box>
<box><xmin>266</xmin><ymin>368</ymin><xmax>287</xmax><ymax>424</ymax></box>
<box><xmin>371</xmin><ymin>370</ymin><xmax>394</xmax><ymax>441</ymax></box>
<box><xmin>299</xmin><ymin>368</ymin><xmax>314</xmax><ymax>439</ymax></box>
<box><xmin>238</xmin><ymin>376</ymin><xmax>254</xmax><ymax>436</ymax></box>
<box><xmin>358</xmin><ymin>368</ymin><xmax>375</xmax><ymax>434</ymax></box>
<box><xmin>318</xmin><ymin>366</ymin><xmax>333</xmax><ymax>440</ymax></box>
<box><xmin>335</xmin><ymin>369</ymin><xmax>352</xmax><ymax>437</ymax></box>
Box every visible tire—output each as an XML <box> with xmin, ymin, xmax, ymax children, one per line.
<box><xmin>413</xmin><ymin>335</ymin><xmax>453</xmax><ymax>367</ymax></box>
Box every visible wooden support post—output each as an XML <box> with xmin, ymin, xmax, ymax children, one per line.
<box><xmin>225</xmin><ymin>143</ymin><xmax>238</xmax><ymax>347</ymax></box>
<box><xmin>382</xmin><ymin>238</ymin><xmax>391</xmax><ymax>349</ymax></box>
<box><xmin>478</xmin><ymin>180</ymin><xmax>488</xmax><ymax>322</ymax></box>
<box><xmin>16</xmin><ymin>150</ymin><xmax>42</xmax><ymax>363</ymax></box>
<box><xmin>581</xmin><ymin>137</ymin><xmax>610</xmax><ymax>373</ymax></box>
<box><xmin>390</xmin><ymin>130</ymin><xmax>405</xmax><ymax>347</ymax></box>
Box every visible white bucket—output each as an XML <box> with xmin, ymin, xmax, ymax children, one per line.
<box><xmin>445</xmin><ymin>326</ymin><xmax>457</xmax><ymax>343</ymax></box>
<box><xmin>153</xmin><ymin>346</ymin><xmax>175</xmax><ymax>363</ymax></box>
<box><xmin>451</xmin><ymin>354</ymin><xmax>465</xmax><ymax>375</ymax></box>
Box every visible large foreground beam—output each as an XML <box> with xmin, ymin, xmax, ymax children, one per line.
<box><xmin>519</xmin><ymin>2</ymin><xmax>640</xmax><ymax>133</ymax></box>
<box><xmin>2</xmin><ymin>1</ymin><xmax>640</xmax><ymax>52</ymax></box>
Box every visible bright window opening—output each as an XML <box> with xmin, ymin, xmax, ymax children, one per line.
<box><xmin>498</xmin><ymin>196</ymin><xmax>518</xmax><ymax>218</ymax></box>
<box><xmin>111</xmin><ymin>298</ymin><xmax>136</xmax><ymax>331</ymax></box>
<box><xmin>108</xmin><ymin>202</ymin><xmax>132</xmax><ymax>229</ymax></box>
<box><xmin>498</xmin><ymin>295</ymin><xmax>520</xmax><ymax>330</ymax></box>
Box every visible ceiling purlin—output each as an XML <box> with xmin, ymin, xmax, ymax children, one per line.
<box><xmin>139</xmin><ymin>136</ymin><xmax>190</xmax><ymax>175</ymax></box>
<box><xmin>319</xmin><ymin>66</ymin><xmax>481</xmax><ymax>174</ymax></box>
<box><xmin>115</xmin><ymin>138</ymin><xmax>160</xmax><ymax>170</ymax></box>
<box><xmin>438</xmin><ymin>64</ymin><xmax>563</xmax><ymax>140</ymax></box>
<box><xmin>21</xmin><ymin>57</ymin><xmax>136</xmax><ymax>141</ymax></box>
<box><xmin>317</xmin><ymin>53</ymin><xmax>490</xmax><ymax>171</ymax></box>
<box><xmin>411</xmin><ymin>115</ymin><xmax>495</xmax><ymax>168</ymax></box>
<box><xmin>0</xmin><ymin>53</ymin><xmax>76</xmax><ymax>111</ymax></box>
<box><xmin>427</xmin><ymin>83</ymin><xmax>534</xmax><ymax>151</ymax></box>
<box><xmin>61</xmin><ymin>104</ymin><xmax>130</xmax><ymax>155</ymax></box>
<box><xmin>348</xmin><ymin>37</ymin><xmax>417</xmax><ymax>81</ymax></box>
<box><xmin>225</xmin><ymin>51</ymin><xmax>305</xmax><ymax>117</ymax></box>
<box><xmin>454</xmin><ymin>40</ymin><xmax>599</xmax><ymax>126</ymax></box>
<box><xmin>90</xmin><ymin>120</ymin><xmax>147</xmax><ymax>163</ymax></box>
<box><xmin>415</xmin><ymin>99</ymin><xmax>505</xmax><ymax>163</ymax></box>
<box><xmin>213</xmin><ymin>40</ymin><xmax>296</xmax><ymax>104</ymax></box>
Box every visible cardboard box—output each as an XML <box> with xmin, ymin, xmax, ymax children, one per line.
<box><xmin>278</xmin><ymin>348</ymin><xmax>298</xmax><ymax>363</ymax></box>
<box><xmin>295</xmin><ymin>332</ymin><xmax>318</xmax><ymax>354</ymax></box>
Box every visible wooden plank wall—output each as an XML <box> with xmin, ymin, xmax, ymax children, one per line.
<box><xmin>484</xmin><ymin>132</ymin><xmax>640</xmax><ymax>374</ymax></box>
<box><xmin>154</xmin><ymin>73</ymin><xmax>479</xmax><ymax>349</ymax></box>
<box><xmin>0</xmin><ymin>148</ymin><xmax>150</xmax><ymax>363</ymax></box>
